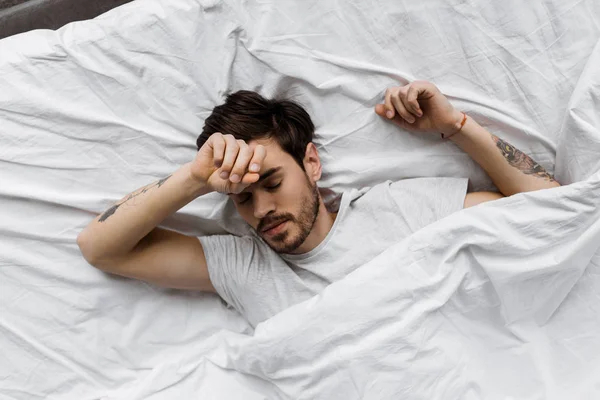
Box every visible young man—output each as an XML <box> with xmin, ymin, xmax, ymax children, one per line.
<box><xmin>77</xmin><ymin>81</ymin><xmax>560</xmax><ymax>326</ymax></box>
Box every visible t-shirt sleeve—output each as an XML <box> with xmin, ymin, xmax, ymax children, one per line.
<box><xmin>388</xmin><ymin>177</ymin><xmax>468</xmax><ymax>233</ymax></box>
<box><xmin>198</xmin><ymin>234</ymin><xmax>262</xmax><ymax>316</ymax></box>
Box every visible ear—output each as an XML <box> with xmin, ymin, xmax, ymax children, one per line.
<box><xmin>302</xmin><ymin>143</ymin><xmax>322</xmax><ymax>182</ymax></box>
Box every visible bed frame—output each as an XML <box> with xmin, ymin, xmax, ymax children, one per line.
<box><xmin>0</xmin><ymin>0</ymin><xmax>133</xmax><ymax>39</ymax></box>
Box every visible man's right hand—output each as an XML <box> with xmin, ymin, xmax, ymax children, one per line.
<box><xmin>190</xmin><ymin>133</ymin><xmax>267</xmax><ymax>194</ymax></box>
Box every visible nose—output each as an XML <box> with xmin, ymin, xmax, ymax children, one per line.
<box><xmin>252</xmin><ymin>191</ymin><xmax>276</xmax><ymax>220</ymax></box>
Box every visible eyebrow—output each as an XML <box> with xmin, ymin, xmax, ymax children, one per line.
<box><xmin>257</xmin><ymin>167</ymin><xmax>282</xmax><ymax>183</ymax></box>
<box><xmin>228</xmin><ymin>167</ymin><xmax>282</xmax><ymax>196</ymax></box>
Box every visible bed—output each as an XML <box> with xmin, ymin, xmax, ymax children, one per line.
<box><xmin>1</xmin><ymin>0</ymin><xmax>600</xmax><ymax>398</ymax></box>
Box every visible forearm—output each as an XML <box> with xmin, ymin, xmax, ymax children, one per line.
<box><xmin>450</xmin><ymin>115</ymin><xmax>560</xmax><ymax>196</ymax></box>
<box><xmin>77</xmin><ymin>162</ymin><xmax>210</xmax><ymax>263</ymax></box>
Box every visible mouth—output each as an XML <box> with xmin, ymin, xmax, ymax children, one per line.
<box><xmin>261</xmin><ymin>220</ymin><xmax>288</xmax><ymax>236</ymax></box>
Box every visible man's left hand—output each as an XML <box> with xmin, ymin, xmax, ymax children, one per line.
<box><xmin>375</xmin><ymin>81</ymin><xmax>463</xmax><ymax>136</ymax></box>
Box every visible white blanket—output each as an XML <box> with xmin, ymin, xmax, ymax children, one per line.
<box><xmin>2</xmin><ymin>0</ymin><xmax>600</xmax><ymax>398</ymax></box>
<box><xmin>114</xmin><ymin>171</ymin><xmax>600</xmax><ymax>400</ymax></box>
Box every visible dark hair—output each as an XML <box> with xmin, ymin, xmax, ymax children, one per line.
<box><xmin>197</xmin><ymin>91</ymin><xmax>315</xmax><ymax>169</ymax></box>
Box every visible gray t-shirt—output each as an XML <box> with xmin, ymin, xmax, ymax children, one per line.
<box><xmin>199</xmin><ymin>178</ymin><xmax>468</xmax><ymax>327</ymax></box>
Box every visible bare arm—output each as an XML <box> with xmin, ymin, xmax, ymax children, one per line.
<box><xmin>449</xmin><ymin>116</ymin><xmax>560</xmax><ymax>196</ymax></box>
<box><xmin>77</xmin><ymin>163</ymin><xmax>217</xmax><ymax>291</ymax></box>
<box><xmin>77</xmin><ymin>133</ymin><xmax>267</xmax><ymax>291</ymax></box>
<box><xmin>375</xmin><ymin>80</ymin><xmax>560</xmax><ymax>201</ymax></box>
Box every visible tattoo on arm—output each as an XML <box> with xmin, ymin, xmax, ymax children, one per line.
<box><xmin>98</xmin><ymin>174</ymin><xmax>172</xmax><ymax>222</ymax></box>
<box><xmin>491</xmin><ymin>135</ymin><xmax>556</xmax><ymax>182</ymax></box>
<box><xmin>157</xmin><ymin>175</ymin><xmax>170</xmax><ymax>187</ymax></box>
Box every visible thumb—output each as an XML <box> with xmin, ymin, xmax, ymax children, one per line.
<box><xmin>374</xmin><ymin>104</ymin><xmax>387</xmax><ymax>117</ymax></box>
<box><xmin>375</xmin><ymin>104</ymin><xmax>406</xmax><ymax>128</ymax></box>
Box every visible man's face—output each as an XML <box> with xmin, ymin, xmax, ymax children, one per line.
<box><xmin>229</xmin><ymin>139</ymin><xmax>321</xmax><ymax>254</ymax></box>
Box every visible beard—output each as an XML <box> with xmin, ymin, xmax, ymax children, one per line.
<box><xmin>257</xmin><ymin>177</ymin><xmax>320</xmax><ymax>254</ymax></box>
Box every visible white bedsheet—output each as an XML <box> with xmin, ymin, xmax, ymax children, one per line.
<box><xmin>1</xmin><ymin>0</ymin><xmax>600</xmax><ymax>398</ymax></box>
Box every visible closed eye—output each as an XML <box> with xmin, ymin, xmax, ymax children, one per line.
<box><xmin>265</xmin><ymin>183</ymin><xmax>281</xmax><ymax>191</ymax></box>
<box><xmin>238</xmin><ymin>193</ymin><xmax>252</xmax><ymax>205</ymax></box>
<box><xmin>238</xmin><ymin>182</ymin><xmax>281</xmax><ymax>205</ymax></box>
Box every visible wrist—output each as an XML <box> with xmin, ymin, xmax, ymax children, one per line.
<box><xmin>183</xmin><ymin>163</ymin><xmax>212</xmax><ymax>198</ymax></box>
<box><xmin>442</xmin><ymin>109</ymin><xmax>465</xmax><ymax>136</ymax></box>
<box><xmin>448</xmin><ymin>113</ymin><xmax>475</xmax><ymax>143</ymax></box>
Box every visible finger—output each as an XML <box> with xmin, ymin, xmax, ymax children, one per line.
<box><xmin>413</xmin><ymin>80</ymin><xmax>438</xmax><ymax>97</ymax></box>
<box><xmin>391</xmin><ymin>92</ymin><xmax>415</xmax><ymax>124</ymax></box>
<box><xmin>219</xmin><ymin>135</ymin><xmax>240</xmax><ymax>179</ymax></box>
<box><xmin>406</xmin><ymin>85</ymin><xmax>423</xmax><ymax>117</ymax></box>
<box><xmin>239</xmin><ymin>145</ymin><xmax>267</xmax><ymax>185</ymax></box>
<box><xmin>229</xmin><ymin>141</ymin><xmax>253</xmax><ymax>183</ymax></box>
<box><xmin>241</xmin><ymin>172</ymin><xmax>260</xmax><ymax>185</ymax></box>
<box><xmin>210</xmin><ymin>133</ymin><xmax>225</xmax><ymax>168</ymax></box>
<box><xmin>248</xmin><ymin>144</ymin><xmax>267</xmax><ymax>173</ymax></box>
<box><xmin>384</xmin><ymin>89</ymin><xmax>395</xmax><ymax>119</ymax></box>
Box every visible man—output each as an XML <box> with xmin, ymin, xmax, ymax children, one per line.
<box><xmin>77</xmin><ymin>81</ymin><xmax>560</xmax><ymax>326</ymax></box>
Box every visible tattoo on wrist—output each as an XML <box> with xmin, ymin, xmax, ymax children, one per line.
<box><xmin>491</xmin><ymin>135</ymin><xmax>555</xmax><ymax>182</ymax></box>
<box><xmin>98</xmin><ymin>174</ymin><xmax>172</xmax><ymax>222</ymax></box>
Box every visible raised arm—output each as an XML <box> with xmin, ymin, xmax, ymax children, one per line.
<box><xmin>77</xmin><ymin>162</ymin><xmax>216</xmax><ymax>291</ymax></box>
<box><xmin>448</xmin><ymin>116</ymin><xmax>559</xmax><ymax>196</ymax></box>
<box><xmin>375</xmin><ymin>80</ymin><xmax>560</xmax><ymax>198</ymax></box>
<box><xmin>77</xmin><ymin>133</ymin><xmax>266</xmax><ymax>291</ymax></box>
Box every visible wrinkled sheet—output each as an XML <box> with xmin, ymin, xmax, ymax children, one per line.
<box><xmin>113</xmin><ymin>170</ymin><xmax>600</xmax><ymax>400</ymax></box>
<box><xmin>2</xmin><ymin>0</ymin><xmax>600</xmax><ymax>398</ymax></box>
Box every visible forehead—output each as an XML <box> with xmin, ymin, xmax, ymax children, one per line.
<box><xmin>250</xmin><ymin>138</ymin><xmax>293</xmax><ymax>168</ymax></box>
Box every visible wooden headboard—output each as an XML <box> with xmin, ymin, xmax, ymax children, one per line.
<box><xmin>0</xmin><ymin>0</ymin><xmax>134</xmax><ymax>39</ymax></box>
